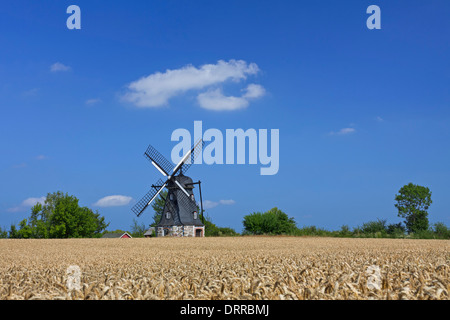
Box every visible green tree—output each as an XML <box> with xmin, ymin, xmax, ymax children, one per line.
<box><xmin>338</xmin><ymin>225</ymin><xmax>352</xmax><ymax>237</ymax></box>
<box><xmin>17</xmin><ymin>219</ymin><xmax>34</xmax><ymax>238</ymax></box>
<box><xmin>360</xmin><ymin>218</ymin><xmax>388</xmax><ymax>234</ymax></box>
<box><xmin>386</xmin><ymin>222</ymin><xmax>405</xmax><ymax>236</ymax></box>
<box><xmin>130</xmin><ymin>218</ymin><xmax>147</xmax><ymax>237</ymax></box>
<box><xmin>201</xmin><ymin>213</ymin><xmax>220</xmax><ymax>236</ymax></box>
<box><xmin>9</xmin><ymin>224</ymin><xmax>19</xmax><ymax>239</ymax></box>
<box><xmin>150</xmin><ymin>190</ymin><xmax>167</xmax><ymax>227</ymax></box>
<box><xmin>432</xmin><ymin>222</ymin><xmax>450</xmax><ymax>239</ymax></box>
<box><xmin>200</xmin><ymin>212</ymin><xmax>239</xmax><ymax>236</ymax></box>
<box><xmin>243</xmin><ymin>207</ymin><xmax>296</xmax><ymax>235</ymax></box>
<box><xmin>11</xmin><ymin>191</ymin><xmax>109</xmax><ymax>238</ymax></box>
<box><xmin>395</xmin><ymin>183</ymin><xmax>432</xmax><ymax>233</ymax></box>
<box><xmin>0</xmin><ymin>227</ymin><xmax>7</xmax><ymax>238</ymax></box>
<box><xmin>103</xmin><ymin>229</ymin><xmax>128</xmax><ymax>235</ymax></box>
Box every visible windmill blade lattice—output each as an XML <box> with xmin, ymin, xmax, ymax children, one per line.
<box><xmin>132</xmin><ymin>139</ymin><xmax>204</xmax><ymax>218</ymax></box>
<box><xmin>131</xmin><ymin>178</ymin><xmax>165</xmax><ymax>217</ymax></box>
<box><xmin>144</xmin><ymin>145</ymin><xmax>173</xmax><ymax>176</ymax></box>
<box><xmin>180</xmin><ymin>139</ymin><xmax>205</xmax><ymax>174</ymax></box>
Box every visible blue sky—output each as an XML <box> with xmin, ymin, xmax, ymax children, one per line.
<box><xmin>1</xmin><ymin>1</ymin><xmax>449</xmax><ymax>233</ymax></box>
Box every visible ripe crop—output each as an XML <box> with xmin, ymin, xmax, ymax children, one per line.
<box><xmin>0</xmin><ymin>237</ymin><xmax>448</xmax><ymax>300</ymax></box>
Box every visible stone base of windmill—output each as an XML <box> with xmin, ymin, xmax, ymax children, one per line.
<box><xmin>157</xmin><ymin>225</ymin><xmax>205</xmax><ymax>237</ymax></box>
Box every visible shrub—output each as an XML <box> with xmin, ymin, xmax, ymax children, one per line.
<box><xmin>201</xmin><ymin>213</ymin><xmax>239</xmax><ymax>237</ymax></box>
<box><xmin>359</xmin><ymin>218</ymin><xmax>387</xmax><ymax>235</ymax></box>
<box><xmin>386</xmin><ymin>223</ymin><xmax>406</xmax><ymax>238</ymax></box>
<box><xmin>243</xmin><ymin>207</ymin><xmax>296</xmax><ymax>235</ymax></box>
<box><xmin>292</xmin><ymin>226</ymin><xmax>333</xmax><ymax>237</ymax></box>
<box><xmin>338</xmin><ymin>225</ymin><xmax>352</xmax><ymax>237</ymax></box>
<box><xmin>432</xmin><ymin>222</ymin><xmax>450</xmax><ymax>239</ymax></box>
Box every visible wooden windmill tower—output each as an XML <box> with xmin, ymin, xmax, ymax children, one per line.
<box><xmin>132</xmin><ymin>139</ymin><xmax>205</xmax><ymax>237</ymax></box>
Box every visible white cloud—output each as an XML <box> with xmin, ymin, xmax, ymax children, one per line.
<box><xmin>22</xmin><ymin>197</ymin><xmax>46</xmax><ymax>207</ymax></box>
<box><xmin>376</xmin><ymin>116</ymin><xmax>384</xmax><ymax>122</ymax></box>
<box><xmin>93</xmin><ymin>195</ymin><xmax>133</xmax><ymax>207</ymax></box>
<box><xmin>36</xmin><ymin>155</ymin><xmax>47</xmax><ymax>160</ymax></box>
<box><xmin>85</xmin><ymin>98</ymin><xmax>102</xmax><ymax>105</ymax></box>
<box><xmin>219</xmin><ymin>199</ymin><xmax>236</xmax><ymax>205</ymax></box>
<box><xmin>197</xmin><ymin>89</ymin><xmax>249</xmax><ymax>111</ymax></box>
<box><xmin>50</xmin><ymin>62</ymin><xmax>71</xmax><ymax>72</ymax></box>
<box><xmin>122</xmin><ymin>59</ymin><xmax>262</xmax><ymax>108</ymax></box>
<box><xmin>203</xmin><ymin>200</ymin><xmax>219</xmax><ymax>210</ymax></box>
<box><xmin>8</xmin><ymin>197</ymin><xmax>46</xmax><ymax>212</ymax></box>
<box><xmin>203</xmin><ymin>199</ymin><xmax>236</xmax><ymax>210</ymax></box>
<box><xmin>197</xmin><ymin>84</ymin><xmax>265</xmax><ymax>111</ymax></box>
<box><xmin>330</xmin><ymin>127</ymin><xmax>356</xmax><ymax>135</ymax></box>
<box><xmin>242</xmin><ymin>84</ymin><xmax>266</xmax><ymax>99</ymax></box>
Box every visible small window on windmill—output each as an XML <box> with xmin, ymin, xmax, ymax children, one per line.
<box><xmin>170</xmin><ymin>193</ymin><xmax>174</xmax><ymax>201</ymax></box>
<box><xmin>166</xmin><ymin>211</ymin><xmax>171</xmax><ymax>219</ymax></box>
<box><xmin>190</xmin><ymin>194</ymin><xmax>195</xmax><ymax>201</ymax></box>
<box><xmin>193</xmin><ymin>211</ymin><xmax>198</xmax><ymax>219</ymax></box>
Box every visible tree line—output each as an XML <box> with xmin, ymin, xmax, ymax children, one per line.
<box><xmin>1</xmin><ymin>191</ymin><xmax>109</xmax><ymax>239</ymax></box>
<box><xmin>240</xmin><ymin>183</ymin><xmax>449</xmax><ymax>239</ymax></box>
<box><xmin>1</xmin><ymin>183</ymin><xmax>448</xmax><ymax>239</ymax></box>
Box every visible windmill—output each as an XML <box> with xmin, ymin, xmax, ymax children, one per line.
<box><xmin>132</xmin><ymin>139</ymin><xmax>205</xmax><ymax>237</ymax></box>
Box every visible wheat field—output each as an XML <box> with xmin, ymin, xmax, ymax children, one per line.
<box><xmin>0</xmin><ymin>237</ymin><xmax>448</xmax><ymax>300</ymax></box>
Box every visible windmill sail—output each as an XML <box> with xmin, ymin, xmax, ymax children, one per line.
<box><xmin>131</xmin><ymin>179</ymin><xmax>165</xmax><ymax>217</ymax></box>
<box><xmin>144</xmin><ymin>145</ymin><xmax>173</xmax><ymax>176</ymax></box>
<box><xmin>171</xmin><ymin>139</ymin><xmax>204</xmax><ymax>176</ymax></box>
<box><xmin>180</xmin><ymin>139</ymin><xmax>205</xmax><ymax>174</ymax></box>
<box><xmin>132</xmin><ymin>139</ymin><xmax>204</xmax><ymax>218</ymax></box>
